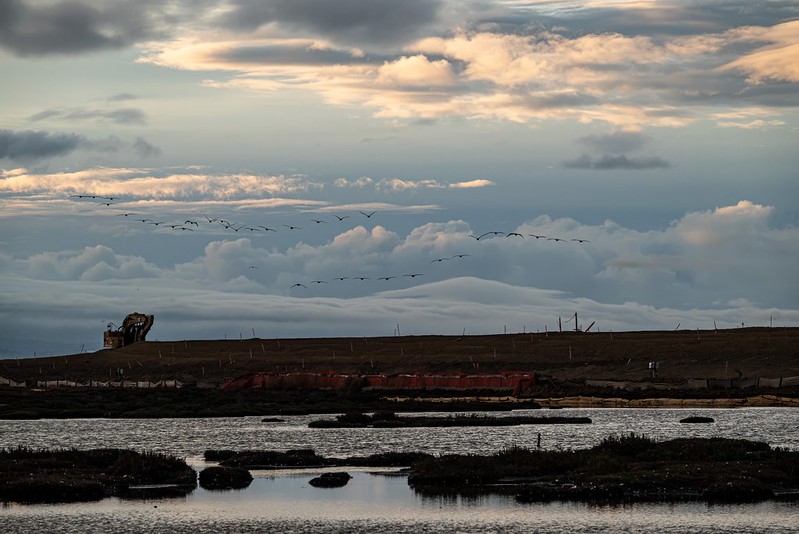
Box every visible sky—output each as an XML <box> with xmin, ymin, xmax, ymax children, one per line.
<box><xmin>1</xmin><ymin>0</ymin><xmax>798</xmax><ymax>358</ymax></box>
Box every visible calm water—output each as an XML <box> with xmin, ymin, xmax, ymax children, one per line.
<box><xmin>1</xmin><ymin>407</ymin><xmax>797</xmax><ymax>532</ymax></box>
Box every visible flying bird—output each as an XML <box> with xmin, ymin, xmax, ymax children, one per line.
<box><xmin>282</xmin><ymin>224</ymin><xmax>302</xmax><ymax>230</ymax></box>
<box><xmin>311</xmin><ymin>280</ymin><xmax>328</xmax><ymax>284</ymax></box>
<box><xmin>353</xmin><ymin>276</ymin><xmax>370</xmax><ymax>281</ymax></box>
<box><xmin>310</xmin><ymin>219</ymin><xmax>326</xmax><ymax>224</ymax></box>
<box><xmin>547</xmin><ymin>237</ymin><xmax>566</xmax><ymax>242</ymax></box>
<box><xmin>333</xmin><ymin>214</ymin><xmax>350</xmax><ymax>221</ymax></box>
<box><xmin>377</xmin><ymin>276</ymin><xmax>397</xmax><ymax>280</ymax></box>
<box><xmin>529</xmin><ymin>234</ymin><xmax>547</xmax><ymax>239</ymax></box>
<box><xmin>403</xmin><ymin>273</ymin><xmax>423</xmax><ymax>278</ymax></box>
<box><xmin>451</xmin><ymin>254</ymin><xmax>470</xmax><ymax>259</ymax></box>
<box><xmin>257</xmin><ymin>225</ymin><xmax>277</xmax><ymax>232</ymax></box>
<box><xmin>184</xmin><ymin>220</ymin><xmax>199</xmax><ymax>226</ymax></box>
<box><xmin>469</xmin><ymin>231</ymin><xmax>503</xmax><ymax>240</ymax></box>
<box><xmin>333</xmin><ymin>276</ymin><xmax>349</xmax><ymax>281</ymax></box>
<box><xmin>506</xmin><ymin>232</ymin><xmax>524</xmax><ymax>238</ymax></box>
<box><xmin>291</xmin><ymin>283</ymin><xmax>307</xmax><ymax>288</ymax></box>
<box><xmin>360</xmin><ymin>211</ymin><xmax>376</xmax><ymax>218</ymax></box>
<box><xmin>571</xmin><ymin>238</ymin><xmax>590</xmax><ymax>243</ymax></box>
<box><xmin>431</xmin><ymin>257</ymin><xmax>450</xmax><ymax>263</ymax></box>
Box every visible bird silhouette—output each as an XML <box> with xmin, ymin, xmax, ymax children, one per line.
<box><xmin>431</xmin><ymin>257</ymin><xmax>450</xmax><ymax>263</ymax></box>
<box><xmin>528</xmin><ymin>234</ymin><xmax>547</xmax><ymax>239</ymax></box>
<box><xmin>469</xmin><ymin>231</ymin><xmax>503</xmax><ymax>240</ymax></box>
<box><xmin>282</xmin><ymin>224</ymin><xmax>302</xmax><ymax>230</ymax></box>
<box><xmin>571</xmin><ymin>238</ymin><xmax>590</xmax><ymax>243</ymax></box>
<box><xmin>506</xmin><ymin>232</ymin><xmax>524</xmax><ymax>238</ymax></box>
<box><xmin>403</xmin><ymin>273</ymin><xmax>423</xmax><ymax>278</ymax></box>
<box><xmin>184</xmin><ymin>220</ymin><xmax>199</xmax><ymax>226</ymax></box>
<box><xmin>360</xmin><ymin>211</ymin><xmax>376</xmax><ymax>218</ymax></box>
<box><xmin>547</xmin><ymin>237</ymin><xmax>566</xmax><ymax>242</ymax></box>
<box><xmin>377</xmin><ymin>276</ymin><xmax>397</xmax><ymax>280</ymax></box>
<box><xmin>353</xmin><ymin>276</ymin><xmax>370</xmax><ymax>281</ymax></box>
<box><xmin>311</xmin><ymin>280</ymin><xmax>328</xmax><ymax>284</ymax></box>
<box><xmin>333</xmin><ymin>214</ymin><xmax>350</xmax><ymax>221</ymax></box>
<box><xmin>291</xmin><ymin>283</ymin><xmax>307</xmax><ymax>288</ymax></box>
<box><xmin>257</xmin><ymin>225</ymin><xmax>277</xmax><ymax>232</ymax></box>
<box><xmin>451</xmin><ymin>254</ymin><xmax>470</xmax><ymax>258</ymax></box>
<box><xmin>333</xmin><ymin>276</ymin><xmax>349</xmax><ymax>280</ymax></box>
<box><xmin>310</xmin><ymin>219</ymin><xmax>326</xmax><ymax>224</ymax></box>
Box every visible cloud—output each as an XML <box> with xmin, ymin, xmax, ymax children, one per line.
<box><xmin>0</xmin><ymin>129</ymin><xmax>84</xmax><ymax>160</ymax></box>
<box><xmin>0</xmin><ymin>0</ymin><xmax>165</xmax><ymax>56</ymax></box>
<box><xmin>563</xmin><ymin>154</ymin><xmax>670</xmax><ymax>170</ymax></box>
<box><xmin>129</xmin><ymin>3</ymin><xmax>798</xmax><ymax>128</ymax></box>
<box><xmin>719</xmin><ymin>21</ymin><xmax>799</xmax><ymax>84</ymax></box>
<box><xmin>2</xmin><ymin>198</ymin><xmax>797</xmax><ymax>355</ymax></box>
<box><xmin>219</xmin><ymin>0</ymin><xmax>443</xmax><ymax>46</ymax></box>
<box><xmin>12</xmin><ymin>245</ymin><xmax>161</xmax><ymax>281</ymax></box>
<box><xmin>578</xmin><ymin>131</ymin><xmax>651</xmax><ymax>153</ymax></box>
<box><xmin>334</xmin><ymin>176</ymin><xmax>374</xmax><ymax>188</ymax></box>
<box><xmin>376</xmin><ymin>55</ymin><xmax>455</xmax><ymax>87</ymax></box>
<box><xmin>449</xmin><ymin>179</ymin><xmax>495</xmax><ymax>189</ymax></box>
<box><xmin>29</xmin><ymin>107</ymin><xmax>147</xmax><ymax>125</ymax></box>
<box><xmin>133</xmin><ymin>137</ymin><xmax>162</xmax><ymax>158</ymax></box>
<box><xmin>0</xmin><ymin>167</ymin><xmax>325</xmax><ymax>199</ymax></box>
<box><xmin>332</xmin><ymin>176</ymin><xmax>496</xmax><ymax>192</ymax></box>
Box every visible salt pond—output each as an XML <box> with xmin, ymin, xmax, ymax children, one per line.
<box><xmin>1</xmin><ymin>407</ymin><xmax>797</xmax><ymax>532</ymax></box>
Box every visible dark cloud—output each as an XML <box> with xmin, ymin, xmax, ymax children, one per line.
<box><xmin>578</xmin><ymin>132</ymin><xmax>650</xmax><ymax>154</ymax></box>
<box><xmin>82</xmin><ymin>135</ymin><xmax>123</xmax><ymax>153</ymax></box>
<box><xmin>221</xmin><ymin>0</ymin><xmax>442</xmax><ymax>45</ymax></box>
<box><xmin>217</xmin><ymin>43</ymin><xmax>389</xmax><ymax>66</ymax></box>
<box><xmin>0</xmin><ymin>0</ymin><xmax>161</xmax><ymax>56</ymax></box>
<box><xmin>0</xmin><ymin>129</ymin><xmax>84</xmax><ymax>160</ymax></box>
<box><xmin>482</xmin><ymin>0</ymin><xmax>799</xmax><ymax>38</ymax></box>
<box><xmin>28</xmin><ymin>107</ymin><xmax>147</xmax><ymax>125</ymax></box>
<box><xmin>563</xmin><ymin>154</ymin><xmax>671</xmax><ymax>170</ymax></box>
<box><xmin>133</xmin><ymin>137</ymin><xmax>162</xmax><ymax>158</ymax></box>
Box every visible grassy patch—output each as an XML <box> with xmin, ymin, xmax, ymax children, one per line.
<box><xmin>408</xmin><ymin>436</ymin><xmax>799</xmax><ymax>503</ymax></box>
<box><xmin>0</xmin><ymin>447</ymin><xmax>196</xmax><ymax>504</ymax></box>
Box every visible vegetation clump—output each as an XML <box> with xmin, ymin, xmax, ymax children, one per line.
<box><xmin>309</xmin><ymin>472</ymin><xmax>352</xmax><ymax>488</ymax></box>
<box><xmin>198</xmin><ymin>466</ymin><xmax>253</xmax><ymax>490</ymax></box>
<box><xmin>407</xmin><ymin>435</ymin><xmax>799</xmax><ymax>503</ymax></box>
<box><xmin>220</xmin><ymin>449</ymin><xmax>328</xmax><ymax>469</ymax></box>
<box><xmin>308</xmin><ymin>411</ymin><xmax>591</xmax><ymax>428</ymax></box>
<box><xmin>0</xmin><ymin>447</ymin><xmax>196</xmax><ymax>504</ymax></box>
<box><xmin>204</xmin><ymin>449</ymin><xmax>236</xmax><ymax>461</ymax></box>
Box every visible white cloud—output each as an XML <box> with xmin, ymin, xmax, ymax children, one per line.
<box><xmin>376</xmin><ymin>55</ymin><xmax>455</xmax><ymax>87</ymax></box>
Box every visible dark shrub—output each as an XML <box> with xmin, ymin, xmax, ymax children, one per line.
<box><xmin>199</xmin><ymin>466</ymin><xmax>253</xmax><ymax>490</ymax></box>
<box><xmin>309</xmin><ymin>472</ymin><xmax>352</xmax><ymax>488</ymax></box>
<box><xmin>205</xmin><ymin>449</ymin><xmax>236</xmax><ymax>461</ymax></box>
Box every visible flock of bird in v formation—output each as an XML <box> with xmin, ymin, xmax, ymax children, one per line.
<box><xmin>70</xmin><ymin>194</ymin><xmax>590</xmax><ymax>290</ymax></box>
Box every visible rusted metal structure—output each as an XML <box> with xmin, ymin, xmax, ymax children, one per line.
<box><xmin>103</xmin><ymin>313</ymin><xmax>154</xmax><ymax>349</ymax></box>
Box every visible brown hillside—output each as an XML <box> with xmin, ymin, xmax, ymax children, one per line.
<box><xmin>3</xmin><ymin>327</ymin><xmax>798</xmax><ymax>385</ymax></box>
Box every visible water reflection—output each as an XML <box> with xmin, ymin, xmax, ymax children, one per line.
<box><xmin>2</xmin><ymin>473</ymin><xmax>797</xmax><ymax>533</ymax></box>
